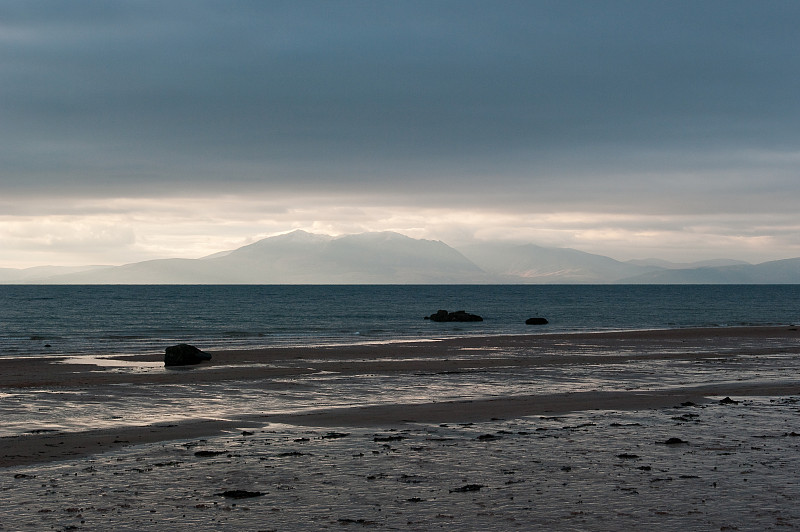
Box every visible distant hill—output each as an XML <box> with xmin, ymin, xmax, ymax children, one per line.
<box><xmin>618</xmin><ymin>257</ymin><xmax>800</xmax><ymax>284</ymax></box>
<box><xmin>457</xmin><ymin>242</ymin><xmax>656</xmax><ymax>283</ymax></box>
<box><xmin>626</xmin><ymin>258</ymin><xmax>750</xmax><ymax>269</ymax></box>
<box><xmin>3</xmin><ymin>231</ymin><xmax>800</xmax><ymax>284</ymax></box>
<box><xmin>0</xmin><ymin>265</ymin><xmax>112</xmax><ymax>283</ymax></box>
<box><xmin>27</xmin><ymin>231</ymin><xmax>492</xmax><ymax>284</ymax></box>
<box><xmin>204</xmin><ymin>230</ymin><xmax>491</xmax><ymax>283</ymax></box>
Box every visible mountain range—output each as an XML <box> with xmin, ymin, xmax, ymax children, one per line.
<box><xmin>2</xmin><ymin>230</ymin><xmax>799</xmax><ymax>284</ymax></box>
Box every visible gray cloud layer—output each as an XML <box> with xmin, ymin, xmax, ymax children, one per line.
<box><xmin>3</xmin><ymin>2</ymin><xmax>798</xmax><ymax>196</ymax></box>
<box><xmin>1</xmin><ymin>1</ymin><xmax>799</xmax><ymax>265</ymax></box>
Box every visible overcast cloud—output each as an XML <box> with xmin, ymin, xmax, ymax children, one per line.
<box><xmin>1</xmin><ymin>1</ymin><xmax>799</xmax><ymax>267</ymax></box>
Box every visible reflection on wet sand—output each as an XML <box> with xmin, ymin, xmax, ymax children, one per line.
<box><xmin>1</xmin><ymin>327</ymin><xmax>800</xmax><ymax>529</ymax></box>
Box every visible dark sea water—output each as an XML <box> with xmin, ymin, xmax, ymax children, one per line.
<box><xmin>1</xmin><ymin>284</ymin><xmax>799</xmax><ymax>358</ymax></box>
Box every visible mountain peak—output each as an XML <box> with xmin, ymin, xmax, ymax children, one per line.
<box><xmin>5</xmin><ymin>230</ymin><xmax>800</xmax><ymax>284</ymax></box>
<box><xmin>276</xmin><ymin>229</ymin><xmax>332</xmax><ymax>241</ymax></box>
<box><xmin>335</xmin><ymin>231</ymin><xmax>422</xmax><ymax>243</ymax></box>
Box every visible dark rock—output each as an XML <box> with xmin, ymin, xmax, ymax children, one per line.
<box><xmin>153</xmin><ymin>461</ymin><xmax>181</xmax><ymax>467</ymax></box>
<box><xmin>194</xmin><ymin>450</ymin><xmax>226</xmax><ymax>457</ymax></box>
<box><xmin>450</xmin><ymin>484</ymin><xmax>484</xmax><ymax>493</ymax></box>
<box><xmin>425</xmin><ymin>309</ymin><xmax>483</xmax><ymax>322</ymax></box>
<box><xmin>617</xmin><ymin>453</ymin><xmax>639</xmax><ymax>459</ymax></box>
<box><xmin>719</xmin><ymin>397</ymin><xmax>740</xmax><ymax>405</ymax></box>
<box><xmin>321</xmin><ymin>432</ymin><xmax>350</xmax><ymax>439</ymax></box>
<box><xmin>525</xmin><ymin>317</ymin><xmax>549</xmax><ymax>325</ymax></box>
<box><xmin>215</xmin><ymin>490</ymin><xmax>264</xmax><ymax>499</ymax></box>
<box><xmin>164</xmin><ymin>344</ymin><xmax>212</xmax><ymax>367</ymax></box>
<box><xmin>661</xmin><ymin>437</ymin><xmax>688</xmax><ymax>445</ymax></box>
<box><xmin>373</xmin><ymin>435</ymin><xmax>406</xmax><ymax>442</ymax></box>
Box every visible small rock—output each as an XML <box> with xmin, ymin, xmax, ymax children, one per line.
<box><xmin>719</xmin><ymin>397</ymin><xmax>740</xmax><ymax>405</ymax></box>
<box><xmin>450</xmin><ymin>484</ymin><xmax>484</xmax><ymax>493</ymax></box>
<box><xmin>525</xmin><ymin>317</ymin><xmax>549</xmax><ymax>325</ymax></box>
<box><xmin>425</xmin><ymin>310</ymin><xmax>483</xmax><ymax>322</ymax></box>
<box><xmin>194</xmin><ymin>450</ymin><xmax>226</xmax><ymax>457</ymax></box>
<box><xmin>373</xmin><ymin>435</ymin><xmax>405</xmax><ymax>442</ymax></box>
<box><xmin>321</xmin><ymin>432</ymin><xmax>350</xmax><ymax>439</ymax></box>
<box><xmin>215</xmin><ymin>490</ymin><xmax>264</xmax><ymax>499</ymax></box>
<box><xmin>661</xmin><ymin>437</ymin><xmax>688</xmax><ymax>445</ymax></box>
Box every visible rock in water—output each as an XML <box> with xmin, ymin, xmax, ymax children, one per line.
<box><xmin>525</xmin><ymin>317</ymin><xmax>549</xmax><ymax>325</ymax></box>
<box><xmin>425</xmin><ymin>309</ymin><xmax>483</xmax><ymax>322</ymax></box>
<box><xmin>164</xmin><ymin>344</ymin><xmax>212</xmax><ymax>367</ymax></box>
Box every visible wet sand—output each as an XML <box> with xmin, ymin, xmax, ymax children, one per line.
<box><xmin>3</xmin><ymin>326</ymin><xmax>800</xmax><ymax>530</ymax></box>
<box><xmin>4</xmin><ymin>397</ymin><xmax>800</xmax><ymax>529</ymax></box>
<box><xmin>1</xmin><ymin>326</ymin><xmax>798</xmax><ymax>467</ymax></box>
<box><xmin>2</xmin><ymin>325</ymin><xmax>798</xmax><ymax>389</ymax></box>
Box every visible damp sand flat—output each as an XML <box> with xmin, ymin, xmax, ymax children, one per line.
<box><xmin>3</xmin><ymin>398</ymin><xmax>800</xmax><ymax>530</ymax></box>
<box><xmin>2</xmin><ymin>326</ymin><xmax>800</xmax><ymax>529</ymax></box>
<box><xmin>1</xmin><ymin>326</ymin><xmax>799</xmax><ymax>463</ymax></box>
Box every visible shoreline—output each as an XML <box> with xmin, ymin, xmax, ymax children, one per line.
<box><xmin>2</xmin><ymin>325</ymin><xmax>799</xmax><ymax>468</ymax></box>
<box><xmin>4</xmin><ymin>323</ymin><xmax>797</xmax><ymax>361</ymax></box>
<box><xmin>1</xmin><ymin>325</ymin><xmax>796</xmax><ymax>388</ymax></box>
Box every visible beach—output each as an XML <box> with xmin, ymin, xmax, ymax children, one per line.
<box><xmin>2</xmin><ymin>326</ymin><xmax>800</xmax><ymax>529</ymax></box>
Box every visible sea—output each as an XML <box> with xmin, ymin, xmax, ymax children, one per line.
<box><xmin>1</xmin><ymin>284</ymin><xmax>799</xmax><ymax>358</ymax></box>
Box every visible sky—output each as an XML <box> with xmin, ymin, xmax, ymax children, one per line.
<box><xmin>2</xmin><ymin>0</ymin><xmax>799</xmax><ymax>268</ymax></box>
